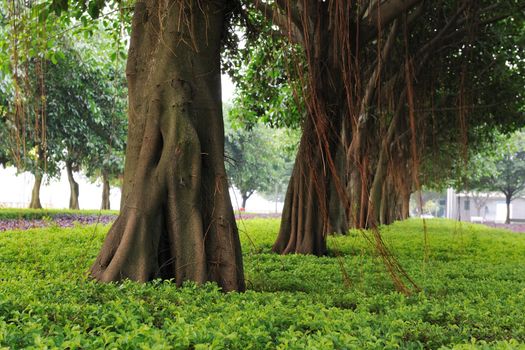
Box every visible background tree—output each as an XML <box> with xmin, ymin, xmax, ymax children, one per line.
<box><xmin>44</xmin><ymin>48</ymin><xmax>105</xmax><ymax>209</ymax></box>
<box><xmin>225</xmin><ymin>119</ymin><xmax>297</xmax><ymax>209</ymax></box>
<box><xmin>1</xmin><ymin>1</ymin><xmax>120</xmax><ymax>208</ymax></box>
<box><xmin>1</xmin><ymin>2</ymin><xmax>81</xmax><ymax>208</ymax></box>
<box><xmin>1</xmin><ymin>1</ymin><xmax>129</xmax><ymax>210</ymax></box>
<box><xmin>466</xmin><ymin>132</ymin><xmax>525</xmax><ymax>224</ymax></box>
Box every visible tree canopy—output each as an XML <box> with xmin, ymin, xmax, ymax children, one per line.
<box><xmin>225</xmin><ymin>119</ymin><xmax>297</xmax><ymax>209</ymax></box>
<box><xmin>1</xmin><ymin>0</ymin><xmax>128</xmax><ymax>208</ymax></box>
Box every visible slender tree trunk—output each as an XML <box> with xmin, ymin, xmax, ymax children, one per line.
<box><xmin>346</xmin><ymin>169</ymin><xmax>362</xmax><ymax>228</ymax></box>
<box><xmin>327</xmin><ymin>142</ymin><xmax>348</xmax><ymax>234</ymax></box>
<box><xmin>241</xmin><ymin>194</ymin><xmax>249</xmax><ymax>210</ymax></box>
<box><xmin>29</xmin><ymin>173</ymin><xmax>42</xmax><ymax>209</ymax></box>
<box><xmin>505</xmin><ymin>194</ymin><xmax>511</xmax><ymax>224</ymax></box>
<box><xmin>90</xmin><ymin>1</ymin><xmax>244</xmax><ymax>291</ymax></box>
<box><xmin>369</xmin><ymin>152</ymin><xmax>387</xmax><ymax>226</ymax></box>
<box><xmin>66</xmin><ymin>161</ymin><xmax>80</xmax><ymax>210</ymax></box>
<box><xmin>101</xmin><ymin>171</ymin><xmax>110</xmax><ymax>210</ymax></box>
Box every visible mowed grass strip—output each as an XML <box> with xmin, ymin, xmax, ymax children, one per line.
<box><xmin>0</xmin><ymin>218</ymin><xmax>524</xmax><ymax>349</ymax></box>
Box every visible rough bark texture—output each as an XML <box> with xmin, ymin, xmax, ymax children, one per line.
<box><xmin>273</xmin><ymin>144</ymin><xmax>326</xmax><ymax>255</ymax></box>
<box><xmin>273</xmin><ymin>3</ymin><xmax>351</xmax><ymax>255</ymax></box>
<box><xmin>29</xmin><ymin>173</ymin><xmax>42</xmax><ymax>209</ymax></box>
<box><xmin>91</xmin><ymin>0</ymin><xmax>245</xmax><ymax>292</ymax></box>
<box><xmin>101</xmin><ymin>171</ymin><xmax>110</xmax><ymax>210</ymax></box>
<box><xmin>273</xmin><ymin>114</ymin><xmax>339</xmax><ymax>255</ymax></box>
<box><xmin>66</xmin><ymin>161</ymin><xmax>80</xmax><ymax>210</ymax></box>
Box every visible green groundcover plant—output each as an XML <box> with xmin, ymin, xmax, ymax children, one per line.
<box><xmin>0</xmin><ymin>216</ymin><xmax>524</xmax><ymax>349</ymax></box>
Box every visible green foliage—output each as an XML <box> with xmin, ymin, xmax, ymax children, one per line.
<box><xmin>44</xmin><ymin>44</ymin><xmax>126</xmax><ymax>175</ymax></box>
<box><xmin>0</xmin><ymin>218</ymin><xmax>524</xmax><ymax>348</ymax></box>
<box><xmin>0</xmin><ymin>1</ymin><xmax>128</xmax><ymax>185</ymax></box>
<box><xmin>418</xmin><ymin>3</ymin><xmax>525</xmax><ymax>190</ymax></box>
<box><xmin>465</xmin><ymin>131</ymin><xmax>525</xmax><ymax>201</ymax></box>
<box><xmin>224</xmin><ymin>12</ymin><xmax>305</xmax><ymax>130</ymax></box>
<box><xmin>225</xmin><ymin>117</ymin><xmax>297</xmax><ymax>206</ymax></box>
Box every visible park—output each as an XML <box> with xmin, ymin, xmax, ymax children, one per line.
<box><xmin>0</xmin><ymin>0</ymin><xmax>524</xmax><ymax>348</ymax></box>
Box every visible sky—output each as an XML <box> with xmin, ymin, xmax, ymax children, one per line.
<box><xmin>221</xmin><ymin>73</ymin><xmax>235</xmax><ymax>102</ymax></box>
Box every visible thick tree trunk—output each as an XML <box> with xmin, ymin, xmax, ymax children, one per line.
<box><xmin>91</xmin><ymin>0</ymin><xmax>245</xmax><ymax>292</ymax></box>
<box><xmin>29</xmin><ymin>173</ymin><xmax>42</xmax><ymax>209</ymax></box>
<box><xmin>273</xmin><ymin>147</ymin><xmax>326</xmax><ymax>255</ymax></box>
<box><xmin>66</xmin><ymin>161</ymin><xmax>80</xmax><ymax>210</ymax></box>
<box><xmin>274</xmin><ymin>4</ymin><xmax>350</xmax><ymax>254</ymax></box>
<box><xmin>101</xmin><ymin>171</ymin><xmax>110</xmax><ymax>210</ymax></box>
<box><xmin>273</xmin><ymin>113</ymin><xmax>339</xmax><ymax>255</ymax></box>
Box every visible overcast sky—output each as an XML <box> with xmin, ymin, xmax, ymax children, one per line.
<box><xmin>221</xmin><ymin>74</ymin><xmax>235</xmax><ymax>102</ymax></box>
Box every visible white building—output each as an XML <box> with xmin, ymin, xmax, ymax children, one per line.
<box><xmin>445</xmin><ymin>188</ymin><xmax>525</xmax><ymax>223</ymax></box>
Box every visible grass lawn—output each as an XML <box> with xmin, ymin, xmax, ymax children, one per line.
<box><xmin>0</xmin><ymin>217</ymin><xmax>524</xmax><ymax>349</ymax></box>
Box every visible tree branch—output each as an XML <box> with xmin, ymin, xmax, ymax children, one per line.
<box><xmin>359</xmin><ymin>20</ymin><xmax>399</xmax><ymax>121</ymax></box>
<box><xmin>361</xmin><ymin>0</ymin><xmax>424</xmax><ymax>41</ymax></box>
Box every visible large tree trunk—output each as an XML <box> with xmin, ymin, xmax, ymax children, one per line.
<box><xmin>273</xmin><ymin>112</ymin><xmax>340</xmax><ymax>255</ymax></box>
<box><xmin>273</xmin><ymin>141</ymin><xmax>327</xmax><ymax>255</ymax></box>
<box><xmin>101</xmin><ymin>171</ymin><xmax>110</xmax><ymax>210</ymax></box>
<box><xmin>273</xmin><ymin>3</ymin><xmax>350</xmax><ymax>254</ymax></box>
<box><xmin>91</xmin><ymin>0</ymin><xmax>245</xmax><ymax>292</ymax></box>
<box><xmin>66</xmin><ymin>161</ymin><xmax>80</xmax><ymax>210</ymax></box>
<box><xmin>29</xmin><ymin>173</ymin><xmax>42</xmax><ymax>209</ymax></box>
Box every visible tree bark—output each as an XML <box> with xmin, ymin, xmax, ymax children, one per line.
<box><xmin>273</xmin><ymin>146</ymin><xmax>327</xmax><ymax>255</ymax></box>
<box><xmin>29</xmin><ymin>173</ymin><xmax>42</xmax><ymax>209</ymax></box>
<box><xmin>327</xmin><ymin>143</ymin><xmax>348</xmax><ymax>234</ymax></box>
<box><xmin>91</xmin><ymin>0</ymin><xmax>245</xmax><ymax>292</ymax></box>
<box><xmin>66</xmin><ymin>161</ymin><xmax>80</xmax><ymax>210</ymax></box>
<box><xmin>101</xmin><ymin>171</ymin><xmax>110</xmax><ymax>210</ymax></box>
